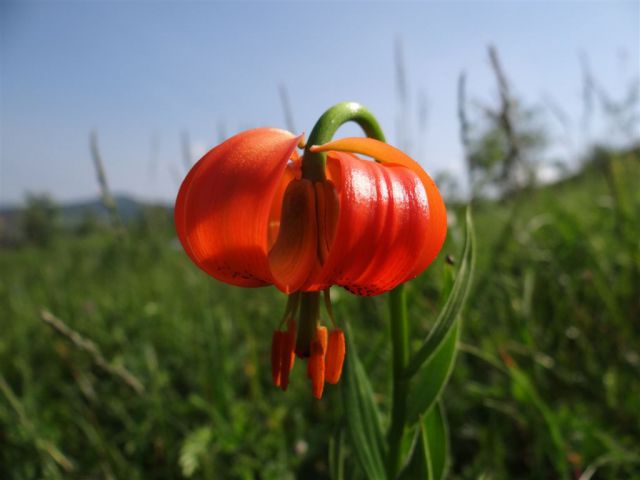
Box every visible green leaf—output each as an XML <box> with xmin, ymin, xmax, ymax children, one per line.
<box><xmin>405</xmin><ymin>207</ymin><xmax>476</xmax><ymax>378</ymax></box>
<box><xmin>329</xmin><ymin>428</ymin><xmax>346</xmax><ymax>480</ymax></box>
<box><xmin>179</xmin><ymin>426</ymin><xmax>213</xmax><ymax>478</ymax></box>
<box><xmin>395</xmin><ymin>430</ymin><xmax>427</xmax><ymax>480</ymax></box>
<box><xmin>404</xmin><ymin>207</ymin><xmax>476</xmax><ymax>422</ymax></box>
<box><xmin>341</xmin><ymin>326</ymin><xmax>387</xmax><ymax>480</ymax></box>
<box><xmin>395</xmin><ymin>402</ymin><xmax>449</xmax><ymax>480</ymax></box>
<box><xmin>505</xmin><ymin>362</ymin><xmax>569</xmax><ymax>479</ymax></box>
<box><xmin>406</xmin><ymin>320</ymin><xmax>460</xmax><ymax>422</ymax></box>
<box><xmin>421</xmin><ymin>402</ymin><xmax>449</xmax><ymax>480</ymax></box>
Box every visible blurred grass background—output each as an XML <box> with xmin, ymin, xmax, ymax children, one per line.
<box><xmin>1</xmin><ymin>41</ymin><xmax>639</xmax><ymax>480</ymax></box>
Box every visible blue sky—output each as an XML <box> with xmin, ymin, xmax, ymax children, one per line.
<box><xmin>1</xmin><ymin>1</ymin><xmax>638</xmax><ymax>204</ymax></box>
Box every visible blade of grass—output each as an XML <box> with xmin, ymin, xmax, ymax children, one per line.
<box><xmin>405</xmin><ymin>207</ymin><xmax>475</xmax><ymax>378</ymax></box>
<box><xmin>404</xmin><ymin>207</ymin><xmax>475</xmax><ymax>422</ymax></box>
<box><xmin>396</xmin><ymin>402</ymin><xmax>449</xmax><ymax>480</ymax></box>
<box><xmin>406</xmin><ymin>321</ymin><xmax>460</xmax><ymax>423</ymax></box>
<box><xmin>421</xmin><ymin>401</ymin><xmax>449</xmax><ymax>480</ymax></box>
<box><xmin>341</xmin><ymin>325</ymin><xmax>387</xmax><ymax>480</ymax></box>
<box><xmin>329</xmin><ymin>428</ymin><xmax>346</xmax><ymax>480</ymax></box>
<box><xmin>502</xmin><ymin>354</ymin><xmax>570</xmax><ymax>479</ymax></box>
<box><xmin>0</xmin><ymin>374</ymin><xmax>75</xmax><ymax>473</ymax></box>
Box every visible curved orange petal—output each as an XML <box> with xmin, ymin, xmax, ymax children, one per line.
<box><xmin>314</xmin><ymin>180</ymin><xmax>340</xmax><ymax>265</ymax></box>
<box><xmin>175</xmin><ymin>128</ymin><xmax>301</xmax><ymax>287</ymax></box>
<box><xmin>268</xmin><ymin>154</ymin><xmax>301</xmax><ymax>248</ymax></box>
<box><xmin>305</xmin><ymin>152</ymin><xmax>430</xmax><ymax>295</ymax></box>
<box><xmin>175</xmin><ymin>154</ymin><xmax>207</xmax><ymax>268</ymax></box>
<box><xmin>268</xmin><ymin>179</ymin><xmax>318</xmax><ymax>293</ymax></box>
<box><xmin>310</xmin><ymin>138</ymin><xmax>447</xmax><ymax>277</ymax></box>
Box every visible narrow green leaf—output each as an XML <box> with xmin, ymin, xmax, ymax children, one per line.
<box><xmin>395</xmin><ymin>429</ymin><xmax>427</xmax><ymax>480</ymax></box>
<box><xmin>505</xmin><ymin>362</ymin><xmax>569</xmax><ymax>478</ymax></box>
<box><xmin>437</xmin><ymin>262</ymin><xmax>456</xmax><ymax>311</ymax></box>
<box><xmin>395</xmin><ymin>402</ymin><xmax>449</xmax><ymax>480</ymax></box>
<box><xmin>403</xmin><ymin>207</ymin><xmax>475</xmax><ymax>423</ymax></box>
<box><xmin>329</xmin><ymin>428</ymin><xmax>346</xmax><ymax>480</ymax></box>
<box><xmin>341</xmin><ymin>326</ymin><xmax>387</xmax><ymax>480</ymax></box>
<box><xmin>405</xmin><ymin>207</ymin><xmax>476</xmax><ymax>378</ymax></box>
<box><xmin>421</xmin><ymin>402</ymin><xmax>449</xmax><ymax>480</ymax></box>
<box><xmin>406</xmin><ymin>320</ymin><xmax>460</xmax><ymax>422</ymax></box>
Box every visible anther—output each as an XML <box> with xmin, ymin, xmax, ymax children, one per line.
<box><xmin>279</xmin><ymin>319</ymin><xmax>297</xmax><ymax>391</ymax></box>
<box><xmin>271</xmin><ymin>331</ymin><xmax>285</xmax><ymax>387</ymax></box>
<box><xmin>308</xmin><ymin>326</ymin><xmax>328</xmax><ymax>399</ymax></box>
<box><xmin>325</xmin><ymin>329</ymin><xmax>345</xmax><ymax>384</ymax></box>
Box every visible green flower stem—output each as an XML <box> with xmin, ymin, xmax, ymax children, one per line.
<box><xmin>302</xmin><ymin>102</ymin><xmax>386</xmax><ymax>181</ymax></box>
<box><xmin>299</xmin><ymin>102</ymin><xmax>385</xmax><ymax>356</ymax></box>
<box><xmin>387</xmin><ymin>284</ymin><xmax>409</xmax><ymax>478</ymax></box>
<box><xmin>304</xmin><ymin>102</ymin><xmax>409</xmax><ymax>477</ymax></box>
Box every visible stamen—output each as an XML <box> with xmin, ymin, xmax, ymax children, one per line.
<box><xmin>279</xmin><ymin>319</ymin><xmax>297</xmax><ymax>391</ymax></box>
<box><xmin>308</xmin><ymin>326</ymin><xmax>328</xmax><ymax>399</ymax></box>
<box><xmin>286</xmin><ymin>318</ymin><xmax>297</xmax><ymax>370</ymax></box>
<box><xmin>325</xmin><ymin>329</ymin><xmax>345</xmax><ymax>384</ymax></box>
<box><xmin>271</xmin><ymin>331</ymin><xmax>285</xmax><ymax>387</ymax></box>
<box><xmin>279</xmin><ymin>293</ymin><xmax>301</xmax><ymax>329</ymax></box>
<box><xmin>323</xmin><ymin>288</ymin><xmax>337</xmax><ymax>328</ymax></box>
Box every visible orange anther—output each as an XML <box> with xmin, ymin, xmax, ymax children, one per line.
<box><xmin>325</xmin><ymin>329</ymin><xmax>345</xmax><ymax>384</ymax></box>
<box><xmin>279</xmin><ymin>319</ymin><xmax>297</xmax><ymax>391</ymax></box>
<box><xmin>317</xmin><ymin>326</ymin><xmax>328</xmax><ymax>351</ymax></box>
<box><xmin>287</xmin><ymin>319</ymin><xmax>297</xmax><ymax>370</ymax></box>
<box><xmin>271</xmin><ymin>331</ymin><xmax>285</xmax><ymax>387</ymax></box>
<box><xmin>308</xmin><ymin>326</ymin><xmax>328</xmax><ymax>399</ymax></box>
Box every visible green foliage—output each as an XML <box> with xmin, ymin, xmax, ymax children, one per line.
<box><xmin>398</xmin><ymin>402</ymin><xmax>450</xmax><ymax>480</ymax></box>
<box><xmin>406</xmin><ymin>322</ymin><xmax>460</xmax><ymax>425</ymax></box>
<box><xmin>1</xmin><ymin>151</ymin><xmax>639</xmax><ymax>478</ymax></box>
<box><xmin>447</xmin><ymin>149</ymin><xmax>640</xmax><ymax>478</ymax></box>
<box><xmin>179</xmin><ymin>426</ymin><xmax>213</xmax><ymax>478</ymax></box>
<box><xmin>421</xmin><ymin>402</ymin><xmax>449</xmax><ymax>480</ymax></box>
<box><xmin>341</xmin><ymin>326</ymin><xmax>387</xmax><ymax>480</ymax></box>
<box><xmin>405</xmin><ymin>208</ymin><xmax>475</xmax><ymax>424</ymax></box>
<box><xmin>21</xmin><ymin>193</ymin><xmax>60</xmax><ymax>247</ymax></box>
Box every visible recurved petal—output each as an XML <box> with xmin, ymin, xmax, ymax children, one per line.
<box><xmin>268</xmin><ymin>154</ymin><xmax>301</xmax><ymax>247</ymax></box>
<box><xmin>268</xmin><ymin>179</ymin><xmax>318</xmax><ymax>293</ymax></box>
<box><xmin>310</xmin><ymin>138</ymin><xmax>447</xmax><ymax>278</ymax></box>
<box><xmin>308</xmin><ymin>151</ymin><xmax>431</xmax><ymax>296</ymax></box>
<box><xmin>175</xmin><ymin>128</ymin><xmax>301</xmax><ymax>287</ymax></box>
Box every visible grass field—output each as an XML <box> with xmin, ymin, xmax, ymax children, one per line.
<box><xmin>1</xmin><ymin>151</ymin><xmax>639</xmax><ymax>479</ymax></box>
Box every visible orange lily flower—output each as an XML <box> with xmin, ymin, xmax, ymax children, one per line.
<box><xmin>175</xmin><ymin>127</ymin><xmax>446</xmax><ymax>398</ymax></box>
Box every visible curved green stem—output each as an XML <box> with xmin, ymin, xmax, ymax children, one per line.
<box><xmin>305</xmin><ymin>103</ymin><xmax>409</xmax><ymax>477</ymax></box>
<box><xmin>302</xmin><ymin>102</ymin><xmax>386</xmax><ymax>181</ymax></box>
<box><xmin>387</xmin><ymin>285</ymin><xmax>409</xmax><ymax>478</ymax></box>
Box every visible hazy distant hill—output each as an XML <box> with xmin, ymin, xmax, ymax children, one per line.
<box><xmin>57</xmin><ymin>195</ymin><xmax>152</xmax><ymax>223</ymax></box>
<box><xmin>0</xmin><ymin>195</ymin><xmax>171</xmax><ymax>239</ymax></box>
